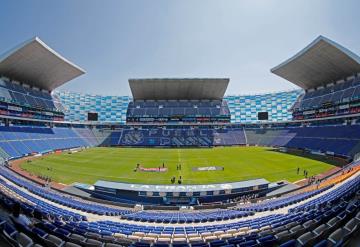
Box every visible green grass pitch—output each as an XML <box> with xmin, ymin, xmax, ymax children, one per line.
<box><xmin>20</xmin><ymin>146</ymin><xmax>335</xmax><ymax>185</ymax></box>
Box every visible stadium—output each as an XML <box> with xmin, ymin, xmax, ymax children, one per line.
<box><xmin>0</xmin><ymin>34</ymin><xmax>358</xmax><ymax>247</ymax></box>
<box><xmin>0</xmin><ymin>6</ymin><xmax>359</xmax><ymax>247</ymax></box>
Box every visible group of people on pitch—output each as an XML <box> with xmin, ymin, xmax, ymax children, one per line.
<box><xmin>171</xmin><ymin>175</ymin><xmax>182</xmax><ymax>184</ymax></box>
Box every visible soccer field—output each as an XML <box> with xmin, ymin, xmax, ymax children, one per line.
<box><xmin>20</xmin><ymin>146</ymin><xmax>335</xmax><ymax>185</ymax></box>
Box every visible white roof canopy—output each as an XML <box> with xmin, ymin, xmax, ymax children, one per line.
<box><xmin>271</xmin><ymin>36</ymin><xmax>360</xmax><ymax>90</ymax></box>
<box><xmin>129</xmin><ymin>78</ymin><xmax>229</xmax><ymax>100</ymax></box>
<box><xmin>0</xmin><ymin>37</ymin><xmax>85</xmax><ymax>91</ymax></box>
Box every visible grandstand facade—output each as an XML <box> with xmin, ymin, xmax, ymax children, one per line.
<box><xmin>224</xmin><ymin>90</ymin><xmax>301</xmax><ymax>123</ymax></box>
<box><xmin>55</xmin><ymin>90</ymin><xmax>301</xmax><ymax>124</ymax></box>
<box><xmin>55</xmin><ymin>91</ymin><xmax>130</xmax><ymax>123</ymax></box>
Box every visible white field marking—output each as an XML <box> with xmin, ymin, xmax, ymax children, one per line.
<box><xmin>26</xmin><ymin>159</ymin><xmax>325</xmax><ymax>184</ymax></box>
<box><xmin>48</xmin><ymin>152</ymin><xmax>211</xmax><ymax>162</ymax></box>
<box><xmin>177</xmin><ymin>149</ymin><xmax>181</xmax><ymax>165</ymax></box>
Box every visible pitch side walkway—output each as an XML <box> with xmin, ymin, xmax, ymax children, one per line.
<box><xmin>9</xmin><ymin>156</ymin><xmax>67</xmax><ymax>190</ymax></box>
<box><xmin>294</xmin><ymin>166</ymin><xmax>342</xmax><ymax>186</ymax></box>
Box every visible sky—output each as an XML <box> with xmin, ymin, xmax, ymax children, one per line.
<box><xmin>1</xmin><ymin>0</ymin><xmax>360</xmax><ymax>96</ymax></box>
